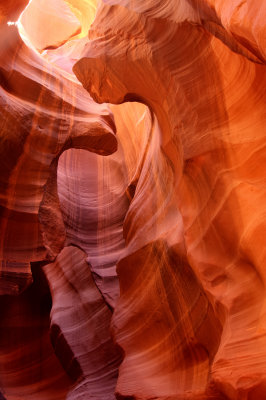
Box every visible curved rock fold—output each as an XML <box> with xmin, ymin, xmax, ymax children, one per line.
<box><xmin>0</xmin><ymin>1</ymin><xmax>266</xmax><ymax>399</ymax></box>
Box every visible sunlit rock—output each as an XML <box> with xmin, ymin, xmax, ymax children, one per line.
<box><xmin>0</xmin><ymin>0</ymin><xmax>266</xmax><ymax>399</ymax></box>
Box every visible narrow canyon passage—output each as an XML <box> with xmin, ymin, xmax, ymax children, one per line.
<box><xmin>0</xmin><ymin>1</ymin><xmax>266</xmax><ymax>400</ymax></box>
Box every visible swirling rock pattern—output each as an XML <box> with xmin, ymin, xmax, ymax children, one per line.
<box><xmin>57</xmin><ymin>101</ymin><xmax>149</xmax><ymax>308</ymax></box>
<box><xmin>0</xmin><ymin>19</ymin><xmax>116</xmax><ymax>293</ymax></box>
<box><xmin>0</xmin><ymin>2</ymin><xmax>118</xmax><ymax>398</ymax></box>
<box><xmin>43</xmin><ymin>246</ymin><xmax>122</xmax><ymax>400</ymax></box>
<box><xmin>0</xmin><ymin>0</ymin><xmax>266</xmax><ymax>399</ymax></box>
<box><xmin>74</xmin><ymin>0</ymin><xmax>266</xmax><ymax>399</ymax></box>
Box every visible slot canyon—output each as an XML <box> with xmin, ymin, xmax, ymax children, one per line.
<box><xmin>0</xmin><ymin>0</ymin><xmax>266</xmax><ymax>399</ymax></box>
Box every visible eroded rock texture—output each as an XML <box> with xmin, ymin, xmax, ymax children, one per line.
<box><xmin>43</xmin><ymin>246</ymin><xmax>122</xmax><ymax>400</ymax></box>
<box><xmin>0</xmin><ymin>0</ymin><xmax>266</xmax><ymax>399</ymax></box>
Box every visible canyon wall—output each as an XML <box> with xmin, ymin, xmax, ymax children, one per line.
<box><xmin>0</xmin><ymin>1</ymin><xmax>266</xmax><ymax>399</ymax></box>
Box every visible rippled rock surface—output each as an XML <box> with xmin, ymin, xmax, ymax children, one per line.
<box><xmin>0</xmin><ymin>1</ymin><xmax>266</xmax><ymax>399</ymax></box>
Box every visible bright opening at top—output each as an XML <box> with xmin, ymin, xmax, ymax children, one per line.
<box><xmin>16</xmin><ymin>0</ymin><xmax>98</xmax><ymax>54</ymax></box>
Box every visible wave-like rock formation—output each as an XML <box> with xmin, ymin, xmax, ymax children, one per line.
<box><xmin>43</xmin><ymin>246</ymin><xmax>122</xmax><ymax>400</ymax></box>
<box><xmin>0</xmin><ymin>6</ymin><xmax>116</xmax><ymax>291</ymax></box>
<box><xmin>0</xmin><ymin>0</ymin><xmax>266</xmax><ymax>399</ymax></box>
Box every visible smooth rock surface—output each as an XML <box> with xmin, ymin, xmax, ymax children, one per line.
<box><xmin>0</xmin><ymin>0</ymin><xmax>266</xmax><ymax>399</ymax></box>
<box><xmin>0</xmin><ymin>21</ymin><xmax>116</xmax><ymax>292</ymax></box>
<box><xmin>43</xmin><ymin>246</ymin><xmax>122</xmax><ymax>400</ymax></box>
<box><xmin>19</xmin><ymin>0</ymin><xmax>81</xmax><ymax>52</ymax></box>
<box><xmin>74</xmin><ymin>0</ymin><xmax>266</xmax><ymax>398</ymax></box>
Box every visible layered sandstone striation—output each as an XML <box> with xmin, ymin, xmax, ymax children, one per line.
<box><xmin>74</xmin><ymin>1</ymin><xmax>266</xmax><ymax>399</ymax></box>
<box><xmin>0</xmin><ymin>0</ymin><xmax>266</xmax><ymax>400</ymax></box>
<box><xmin>0</xmin><ymin>10</ymin><xmax>116</xmax><ymax>293</ymax></box>
<box><xmin>0</xmin><ymin>1</ymin><xmax>119</xmax><ymax>398</ymax></box>
<box><xmin>43</xmin><ymin>246</ymin><xmax>122</xmax><ymax>400</ymax></box>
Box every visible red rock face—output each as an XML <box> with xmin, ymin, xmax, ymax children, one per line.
<box><xmin>0</xmin><ymin>1</ymin><xmax>266</xmax><ymax>399</ymax></box>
